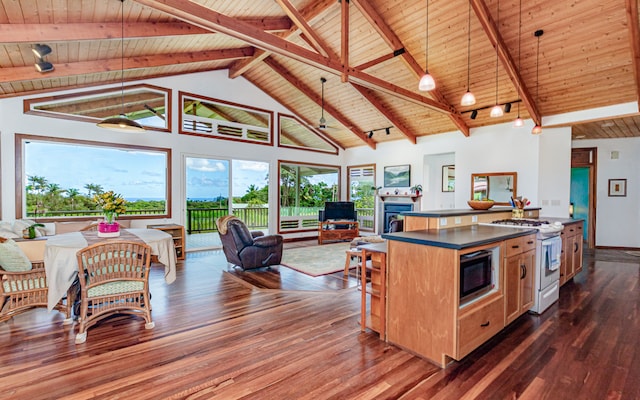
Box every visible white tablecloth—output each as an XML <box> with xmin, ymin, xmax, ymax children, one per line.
<box><xmin>44</xmin><ymin>228</ymin><xmax>177</xmax><ymax>310</ymax></box>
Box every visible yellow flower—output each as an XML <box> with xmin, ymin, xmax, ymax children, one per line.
<box><xmin>93</xmin><ymin>191</ymin><xmax>127</xmax><ymax>220</ymax></box>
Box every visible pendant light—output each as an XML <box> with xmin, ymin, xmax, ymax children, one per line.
<box><xmin>513</xmin><ymin>0</ymin><xmax>524</xmax><ymax>127</ymax></box>
<box><xmin>489</xmin><ymin>0</ymin><xmax>503</xmax><ymax>117</ymax></box>
<box><xmin>418</xmin><ymin>0</ymin><xmax>436</xmax><ymax>91</ymax></box>
<box><xmin>97</xmin><ymin>0</ymin><xmax>145</xmax><ymax>133</ymax></box>
<box><xmin>460</xmin><ymin>1</ymin><xmax>476</xmax><ymax>106</ymax></box>
<box><xmin>531</xmin><ymin>29</ymin><xmax>544</xmax><ymax>135</ymax></box>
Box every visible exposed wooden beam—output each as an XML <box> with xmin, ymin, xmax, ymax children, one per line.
<box><xmin>350</xmin><ymin>83</ymin><xmax>417</xmax><ymax>144</ymax></box>
<box><xmin>263</xmin><ymin>57</ymin><xmax>376</xmax><ymax>149</ymax></box>
<box><xmin>134</xmin><ymin>0</ymin><xmax>453</xmax><ymax>115</ymax></box>
<box><xmin>274</xmin><ymin>0</ymin><xmax>332</xmax><ymax>58</ymax></box>
<box><xmin>626</xmin><ymin>0</ymin><xmax>640</xmax><ymax>105</ymax></box>
<box><xmin>0</xmin><ymin>19</ymin><xmax>292</xmax><ymax>43</ymax></box>
<box><xmin>0</xmin><ymin>47</ymin><xmax>254</xmax><ymax>84</ymax></box>
<box><xmin>350</xmin><ymin>0</ymin><xmax>469</xmax><ymax>136</ymax></box>
<box><xmin>228</xmin><ymin>0</ymin><xmax>335</xmax><ymax>79</ymax></box>
<box><xmin>341</xmin><ymin>0</ymin><xmax>349</xmax><ymax>82</ymax></box>
<box><xmin>354</xmin><ymin>49</ymin><xmax>403</xmax><ymax>71</ymax></box>
<box><xmin>470</xmin><ymin>0</ymin><xmax>541</xmax><ymax>126</ymax></box>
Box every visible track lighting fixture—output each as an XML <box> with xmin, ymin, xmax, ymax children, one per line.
<box><xmin>32</xmin><ymin>44</ymin><xmax>52</xmax><ymax>58</ymax></box>
<box><xmin>32</xmin><ymin>44</ymin><xmax>54</xmax><ymax>73</ymax></box>
<box><xmin>470</xmin><ymin>110</ymin><xmax>478</xmax><ymax>120</ymax></box>
<box><xmin>504</xmin><ymin>103</ymin><xmax>511</xmax><ymax>113</ymax></box>
<box><xmin>385</xmin><ymin>127</ymin><xmax>391</xmax><ymax>135</ymax></box>
<box><xmin>368</xmin><ymin>131</ymin><xmax>374</xmax><ymax>138</ymax></box>
<box><xmin>364</xmin><ymin>126</ymin><xmax>393</xmax><ymax>139</ymax></box>
<box><xmin>97</xmin><ymin>0</ymin><xmax>145</xmax><ymax>132</ymax></box>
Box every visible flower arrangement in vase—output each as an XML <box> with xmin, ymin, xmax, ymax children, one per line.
<box><xmin>93</xmin><ymin>191</ymin><xmax>126</xmax><ymax>237</ymax></box>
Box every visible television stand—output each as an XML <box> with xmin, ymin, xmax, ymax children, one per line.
<box><xmin>318</xmin><ymin>220</ymin><xmax>359</xmax><ymax>245</ymax></box>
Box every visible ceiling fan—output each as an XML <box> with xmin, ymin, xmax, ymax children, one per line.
<box><xmin>308</xmin><ymin>77</ymin><xmax>341</xmax><ymax>131</ymax></box>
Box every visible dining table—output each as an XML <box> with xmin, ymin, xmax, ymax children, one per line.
<box><xmin>44</xmin><ymin>228</ymin><xmax>177</xmax><ymax>311</ymax></box>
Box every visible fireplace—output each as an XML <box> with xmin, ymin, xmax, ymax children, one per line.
<box><xmin>383</xmin><ymin>203</ymin><xmax>413</xmax><ymax>233</ymax></box>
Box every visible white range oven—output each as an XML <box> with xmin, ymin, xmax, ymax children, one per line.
<box><xmin>485</xmin><ymin>219</ymin><xmax>563</xmax><ymax>314</ymax></box>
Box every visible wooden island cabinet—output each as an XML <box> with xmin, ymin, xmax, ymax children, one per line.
<box><xmin>382</xmin><ymin>225</ymin><xmax>537</xmax><ymax>367</ymax></box>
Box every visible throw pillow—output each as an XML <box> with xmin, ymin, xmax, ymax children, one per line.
<box><xmin>0</xmin><ymin>238</ymin><xmax>33</xmax><ymax>272</ymax></box>
<box><xmin>13</xmin><ymin>219</ymin><xmax>47</xmax><ymax>238</ymax></box>
<box><xmin>0</xmin><ymin>228</ymin><xmax>19</xmax><ymax>239</ymax></box>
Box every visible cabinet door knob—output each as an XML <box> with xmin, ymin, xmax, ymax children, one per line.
<box><xmin>511</xmin><ymin>245</ymin><xmax>520</xmax><ymax>249</ymax></box>
<box><xmin>521</xmin><ymin>264</ymin><xmax>526</xmax><ymax>279</ymax></box>
<box><xmin>480</xmin><ymin>321</ymin><xmax>490</xmax><ymax>327</ymax></box>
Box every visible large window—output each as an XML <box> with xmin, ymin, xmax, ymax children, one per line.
<box><xmin>278</xmin><ymin>161</ymin><xmax>339</xmax><ymax>232</ymax></box>
<box><xmin>278</xmin><ymin>114</ymin><xmax>338</xmax><ymax>154</ymax></box>
<box><xmin>16</xmin><ymin>135</ymin><xmax>171</xmax><ymax>221</ymax></box>
<box><xmin>179</xmin><ymin>91</ymin><xmax>273</xmax><ymax>145</ymax></box>
<box><xmin>348</xmin><ymin>165</ymin><xmax>376</xmax><ymax>231</ymax></box>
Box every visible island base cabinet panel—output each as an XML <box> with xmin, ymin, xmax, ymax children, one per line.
<box><xmin>386</xmin><ymin>241</ymin><xmax>458</xmax><ymax>368</ymax></box>
<box><xmin>457</xmin><ymin>295</ymin><xmax>504</xmax><ymax>358</ymax></box>
<box><xmin>504</xmin><ymin>247</ymin><xmax>536</xmax><ymax>325</ymax></box>
<box><xmin>560</xmin><ymin>221</ymin><xmax>584</xmax><ymax>285</ymax></box>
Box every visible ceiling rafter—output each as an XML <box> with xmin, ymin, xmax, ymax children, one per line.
<box><xmin>470</xmin><ymin>0</ymin><xmax>541</xmax><ymax>126</ymax></box>
<box><xmin>262</xmin><ymin>57</ymin><xmax>376</xmax><ymax>149</ymax></box>
<box><xmin>273</xmin><ymin>0</ymin><xmax>333</xmax><ymax>58</ymax></box>
<box><xmin>354</xmin><ymin>49</ymin><xmax>403</xmax><ymax>71</ymax></box>
<box><xmin>350</xmin><ymin>0</ymin><xmax>469</xmax><ymax>136</ymax></box>
<box><xmin>0</xmin><ymin>47</ymin><xmax>254</xmax><ymax>84</ymax></box>
<box><xmin>133</xmin><ymin>0</ymin><xmax>454</xmax><ymax>115</ymax></box>
<box><xmin>0</xmin><ymin>19</ymin><xmax>292</xmax><ymax>43</ymax></box>
<box><xmin>625</xmin><ymin>0</ymin><xmax>640</xmax><ymax>105</ymax></box>
<box><xmin>228</xmin><ymin>0</ymin><xmax>336</xmax><ymax>79</ymax></box>
<box><xmin>350</xmin><ymin>83</ymin><xmax>417</xmax><ymax>144</ymax></box>
<box><xmin>341</xmin><ymin>0</ymin><xmax>349</xmax><ymax>83</ymax></box>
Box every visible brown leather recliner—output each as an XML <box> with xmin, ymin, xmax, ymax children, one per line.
<box><xmin>216</xmin><ymin>216</ymin><xmax>283</xmax><ymax>270</ymax></box>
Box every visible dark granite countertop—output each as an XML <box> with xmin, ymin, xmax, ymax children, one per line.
<box><xmin>381</xmin><ymin>225</ymin><xmax>537</xmax><ymax>250</ymax></box>
<box><xmin>401</xmin><ymin>207</ymin><xmax>541</xmax><ymax>218</ymax></box>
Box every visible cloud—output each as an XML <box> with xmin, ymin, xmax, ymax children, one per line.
<box><xmin>235</xmin><ymin>160</ymin><xmax>268</xmax><ymax>172</ymax></box>
<box><xmin>186</xmin><ymin>158</ymin><xmax>228</xmax><ymax>172</ymax></box>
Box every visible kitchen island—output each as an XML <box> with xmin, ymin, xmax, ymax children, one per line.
<box><xmin>380</xmin><ymin>210</ymin><xmax>540</xmax><ymax>367</ymax></box>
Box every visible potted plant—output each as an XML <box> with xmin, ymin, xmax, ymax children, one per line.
<box><xmin>22</xmin><ymin>223</ymin><xmax>45</xmax><ymax>239</ymax></box>
<box><xmin>410</xmin><ymin>184</ymin><xmax>423</xmax><ymax>196</ymax></box>
<box><xmin>93</xmin><ymin>191</ymin><xmax>127</xmax><ymax>237</ymax></box>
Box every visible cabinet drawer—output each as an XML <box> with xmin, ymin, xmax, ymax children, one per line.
<box><xmin>457</xmin><ymin>296</ymin><xmax>504</xmax><ymax>358</ymax></box>
<box><xmin>521</xmin><ymin>234</ymin><xmax>536</xmax><ymax>252</ymax></box>
<box><xmin>505</xmin><ymin>237</ymin><xmax>524</xmax><ymax>258</ymax></box>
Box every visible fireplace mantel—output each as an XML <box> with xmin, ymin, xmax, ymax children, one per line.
<box><xmin>378</xmin><ymin>194</ymin><xmax>422</xmax><ymax>203</ymax></box>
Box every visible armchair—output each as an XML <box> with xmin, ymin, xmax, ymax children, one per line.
<box><xmin>216</xmin><ymin>216</ymin><xmax>283</xmax><ymax>270</ymax></box>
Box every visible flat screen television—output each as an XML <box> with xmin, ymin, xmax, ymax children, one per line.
<box><xmin>323</xmin><ymin>201</ymin><xmax>356</xmax><ymax>221</ymax></box>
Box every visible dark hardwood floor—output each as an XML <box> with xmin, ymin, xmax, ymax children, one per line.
<box><xmin>0</xmin><ymin>243</ymin><xmax>639</xmax><ymax>399</ymax></box>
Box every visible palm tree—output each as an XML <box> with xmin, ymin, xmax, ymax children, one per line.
<box><xmin>66</xmin><ymin>188</ymin><xmax>80</xmax><ymax>210</ymax></box>
<box><xmin>84</xmin><ymin>183</ymin><xmax>104</xmax><ymax>198</ymax></box>
<box><xmin>27</xmin><ymin>175</ymin><xmax>48</xmax><ymax>215</ymax></box>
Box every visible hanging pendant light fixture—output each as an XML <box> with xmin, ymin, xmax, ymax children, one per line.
<box><xmin>490</xmin><ymin>0</ymin><xmax>503</xmax><ymax>118</ymax></box>
<box><xmin>460</xmin><ymin>1</ymin><xmax>476</xmax><ymax>106</ymax></box>
<box><xmin>418</xmin><ymin>0</ymin><xmax>436</xmax><ymax>91</ymax></box>
<box><xmin>531</xmin><ymin>29</ymin><xmax>544</xmax><ymax>135</ymax></box>
<box><xmin>513</xmin><ymin>0</ymin><xmax>524</xmax><ymax>127</ymax></box>
<box><xmin>97</xmin><ymin>0</ymin><xmax>145</xmax><ymax>133</ymax></box>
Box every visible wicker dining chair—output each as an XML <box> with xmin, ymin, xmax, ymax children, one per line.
<box><xmin>0</xmin><ymin>260</ymin><xmax>73</xmax><ymax>323</ymax></box>
<box><xmin>74</xmin><ymin>241</ymin><xmax>154</xmax><ymax>344</ymax></box>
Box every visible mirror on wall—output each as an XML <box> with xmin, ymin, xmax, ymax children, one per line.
<box><xmin>471</xmin><ymin>172</ymin><xmax>517</xmax><ymax>205</ymax></box>
<box><xmin>442</xmin><ymin>165</ymin><xmax>455</xmax><ymax>192</ymax></box>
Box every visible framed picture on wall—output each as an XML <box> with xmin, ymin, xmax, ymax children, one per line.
<box><xmin>384</xmin><ymin>165</ymin><xmax>410</xmax><ymax>187</ymax></box>
<box><xmin>608</xmin><ymin>179</ymin><xmax>627</xmax><ymax>197</ymax></box>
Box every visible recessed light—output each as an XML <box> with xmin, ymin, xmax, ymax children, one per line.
<box><xmin>600</xmin><ymin>122</ymin><xmax>614</xmax><ymax>128</ymax></box>
<box><xmin>574</xmin><ymin>135</ymin><xmax>586</xmax><ymax>139</ymax></box>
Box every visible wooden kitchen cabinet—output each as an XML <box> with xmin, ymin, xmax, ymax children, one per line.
<box><xmin>560</xmin><ymin>221</ymin><xmax>584</xmax><ymax>285</ymax></box>
<box><xmin>147</xmin><ymin>223</ymin><xmax>185</xmax><ymax>260</ymax></box>
<box><xmin>504</xmin><ymin>241</ymin><xmax>536</xmax><ymax>325</ymax></box>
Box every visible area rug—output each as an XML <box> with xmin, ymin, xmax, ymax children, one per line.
<box><xmin>281</xmin><ymin>242</ymin><xmax>352</xmax><ymax>277</ymax></box>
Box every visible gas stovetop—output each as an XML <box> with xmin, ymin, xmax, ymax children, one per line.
<box><xmin>482</xmin><ymin>218</ymin><xmax>563</xmax><ymax>236</ymax></box>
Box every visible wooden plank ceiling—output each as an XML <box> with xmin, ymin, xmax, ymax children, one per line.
<box><xmin>0</xmin><ymin>0</ymin><xmax>639</xmax><ymax>148</ymax></box>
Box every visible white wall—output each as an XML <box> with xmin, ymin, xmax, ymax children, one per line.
<box><xmin>0</xmin><ymin>70</ymin><xmax>343</xmax><ymax>239</ymax></box>
<box><xmin>573</xmin><ymin>137</ymin><xmax>640</xmax><ymax>247</ymax></box>
<box><xmin>345</xmin><ymin>121</ymin><xmax>571</xmax><ymax>216</ymax></box>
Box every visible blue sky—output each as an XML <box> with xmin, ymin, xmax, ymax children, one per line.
<box><xmin>25</xmin><ymin>141</ymin><xmax>269</xmax><ymax>201</ymax></box>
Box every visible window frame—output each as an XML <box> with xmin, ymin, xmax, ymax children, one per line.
<box><xmin>23</xmin><ymin>84</ymin><xmax>172</xmax><ymax>132</ymax></box>
<box><xmin>179</xmin><ymin>91</ymin><xmax>274</xmax><ymax>146</ymax></box>
<box><xmin>277</xmin><ymin>114</ymin><xmax>339</xmax><ymax>155</ymax></box>
<box><xmin>15</xmin><ymin>134</ymin><xmax>172</xmax><ymax>222</ymax></box>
